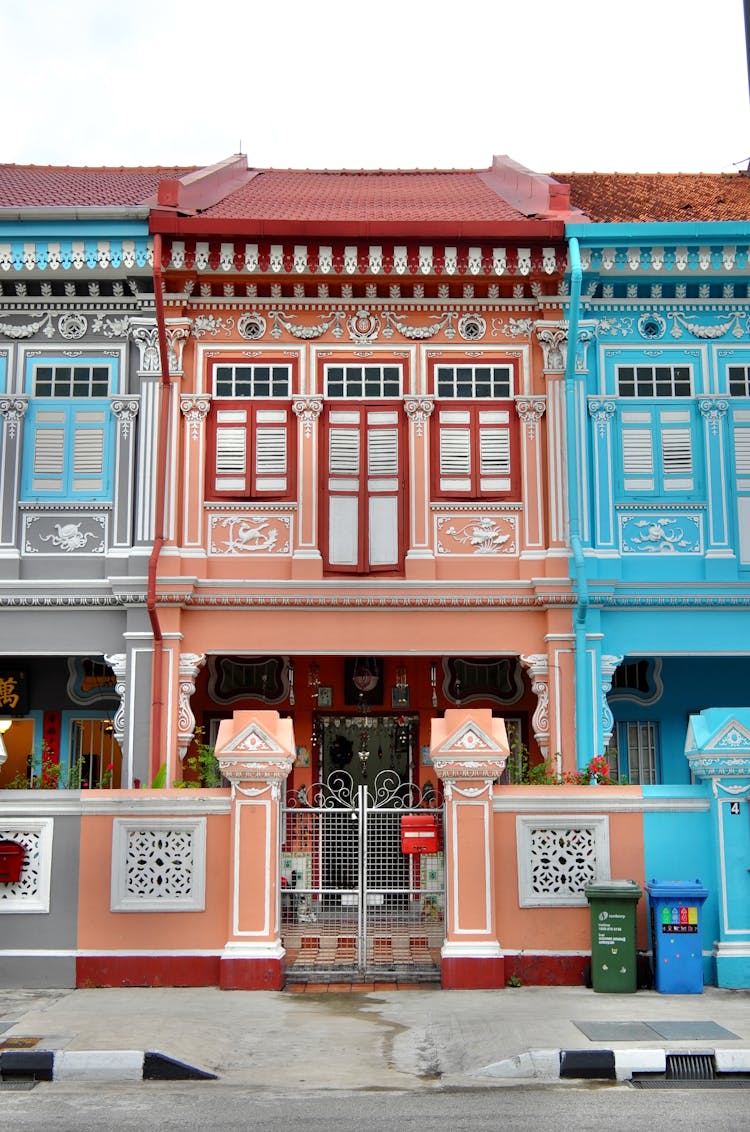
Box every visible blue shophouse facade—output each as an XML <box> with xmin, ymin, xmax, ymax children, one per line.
<box><xmin>564</xmin><ymin>220</ymin><xmax>750</xmax><ymax>986</ymax></box>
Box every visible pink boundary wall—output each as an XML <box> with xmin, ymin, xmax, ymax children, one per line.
<box><xmin>74</xmin><ymin>774</ymin><xmax>647</xmax><ymax>988</ymax></box>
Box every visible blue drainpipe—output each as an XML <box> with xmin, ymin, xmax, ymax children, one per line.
<box><xmin>564</xmin><ymin>237</ymin><xmax>592</xmax><ymax>769</ymax></box>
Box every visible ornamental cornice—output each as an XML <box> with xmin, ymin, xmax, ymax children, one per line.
<box><xmin>218</xmin><ymin>756</ymin><xmax>295</xmax><ymax>784</ymax></box>
<box><xmin>579</xmin><ymin>244</ymin><xmax>749</xmax><ymax>275</ymax></box>
<box><xmin>0</xmin><ymin>593</ymin><xmax>143</xmax><ymax>607</ymax></box>
<box><xmin>432</xmin><ymin>756</ymin><xmax>507</xmax><ymax>782</ymax></box>
<box><xmin>163</xmin><ymin>240</ymin><xmax>567</xmax><ymax>278</ymax></box>
<box><xmin>686</xmin><ymin>752</ymin><xmax>750</xmax><ymax>780</ymax></box>
<box><xmin>0</xmin><ymin>239</ymin><xmax>152</xmax><ymax>274</ymax></box>
<box><xmin>593</xmin><ymin>593</ymin><xmax>750</xmax><ymax>608</ymax></box>
<box><xmin>165</xmin><ymin>295</ymin><xmax>548</xmax><ymax>314</ymax></box>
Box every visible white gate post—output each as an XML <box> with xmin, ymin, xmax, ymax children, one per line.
<box><xmin>215</xmin><ymin>711</ymin><xmax>296</xmax><ymax>990</ymax></box>
<box><xmin>431</xmin><ymin>709</ymin><xmax>509</xmax><ymax>989</ymax></box>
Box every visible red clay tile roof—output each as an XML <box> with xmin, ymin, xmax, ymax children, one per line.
<box><xmin>555</xmin><ymin>173</ymin><xmax>750</xmax><ymax>223</ymax></box>
<box><xmin>198</xmin><ymin>169</ymin><xmax>529</xmax><ymax>223</ymax></box>
<box><xmin>0</xmin><ymin>165</ymin><xmax>198</xmax><ymax>208</ymax></box>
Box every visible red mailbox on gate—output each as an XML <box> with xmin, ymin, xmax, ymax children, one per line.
<box><xmin>400</xmin><ymin>813</ymin><xmax>439</xmax><ymax>854</ymax></box>
<box><xmin>0</xmin><ymin>840</ymin><xmax>25</xmax><ymax>883</ymax></box>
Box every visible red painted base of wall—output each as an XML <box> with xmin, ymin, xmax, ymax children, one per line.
<box><xmin>441</xmin><ymin>955</ymin><xmax>506</xmax><ymax>989</ymax></box>
<box><xmin>77</xmin><ymin>955</ymin><xmax>220</xmax><ymax>988</ymax></box>
<box><xmin>504</xmin><ymin>954</ymin><xmax>589</xmax><ymax>986</ymax></box>
<box><xmin>219</xmin><ymin>957</ymin><xmax>286</xmax><ymax>991</ymax></box>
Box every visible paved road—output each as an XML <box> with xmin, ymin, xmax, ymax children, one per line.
<box><xmin>1</xmin><ymin>1081</ymin><xmax>749</xmax><ymax>1131</ymax></box>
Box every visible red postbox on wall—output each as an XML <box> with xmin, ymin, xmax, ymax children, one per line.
<box><xmin>0</xmin><ymin>840</ymin><xmax>25</xmax><ymax>883</ymax></box>
<box><xmin>400</xmin><ymin>813</ymin><xmax>439</xmax><ymax>854</ymax></box>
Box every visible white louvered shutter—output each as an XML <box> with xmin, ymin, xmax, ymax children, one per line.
<box><xmin>214</xmin><ymin>408</ymin><xmax>249</xmax><ymax>495</ymax></box>
<box><xmin>478</xmin><ymin>409</ymin><xmax>511</xmax><ymax>493</ymax></box>
<box><xmin>438</xmin><ymin>409</ymin><xmax>472</xmax><ymax>493</ymax></box>
<box><xmin>660</xmin><ymin>410</ymin><xmax>693</xmax><ymax>491</ymax></box>
<box><xmin>734</xmin><ymin>419</ymin><xmax>750</xmax><ymax>564</ymax></box>
<box><xmin>253</xmin><ymin>408</ymin><xmax>289</xmax><ymax>495</ymax></box>
<box><xmin>366</xmin><ymin>409</ymin><xmax>400</xmax><ymax>570</ymax></box>
<box><xmin>71</xmin><ymin>408</ymin><xmax>106</xmax><ymax>493</ymax></box>
<box><xmin>327</xmin><ymin>409</ymin><xmax>362</xmax><ymax>570</ymax></box>
<box><xmin>438</xmin><ymin>405</ymin><xmax>511</xmax><ymax>496</ymax></box>
<box><xmin>621</xmin><ymin>411</ymin><xmax>655</xmax><ymax>492</ymax></box>
<box><xmin>31</xmin><ymin>408</ymin><xmax>67</xmax><ymax>494</ymax></box>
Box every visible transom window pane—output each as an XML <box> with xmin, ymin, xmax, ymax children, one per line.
<box><xmin>214</xmin><ymin>365</ymin><xmax>291</xmax><ymax>398</ymax></box>
<box><xmin>617</xmin><ymin>365</ymin><xmax>692</xmax><ymax>397</ymax></box>
<box><xmin>728</xmin><ymin>366</ymin><xmax>750</xmax><ymax>396</ymax></box>
<box><xmin>436</xmin><ymin>365</ymin><xmax>513</xmax><ymax>398</ymax></box>
<box><xmin>33</xmin><ymin>364</ymin><xmax>110</xmax><ymax>398</ymax></box>
<box><xmin>325</xmin><ymin>365</ymin><xmax>402</xmax><ymax>398</ymax></box>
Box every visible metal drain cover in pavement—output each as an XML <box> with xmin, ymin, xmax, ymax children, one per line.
<box><xmin>574</xmin><ymin>1020</ymin><xmax>739</xmax><ymax>1042</ymax></box>
<box><xmin>574</xmin><ymin>1022</ymin><xmax>658</xmax><ymax>1041</ymax></box>
<box><xmin>648</xmin><ymin>1021</ymin><xmax>739</xmax><ymax>1040</ymax></box>
<box><xmin>632</xmin><ymin>1078</ymin><xmax>750</xmax><ymax>1089</ymax></box>
<box><xmin>0</xmin><ymin>1037</ymin><xmax>41</xmax><ymax>1050</ymax></box>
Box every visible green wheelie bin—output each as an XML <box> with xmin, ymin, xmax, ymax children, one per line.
<box><xmin>585</xmin><ymin>879</ymin><xmax>642</xmax><ymax>993</ymax></box>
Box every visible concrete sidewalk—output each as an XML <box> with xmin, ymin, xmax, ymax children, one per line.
<box><xmin>0</xmin><ymin>984</ymin><xmax>748</xmax><ymax>1087</ymax></box>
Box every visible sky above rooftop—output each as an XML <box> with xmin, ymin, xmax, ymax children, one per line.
<box><xmin>4</xmin><ymin>0</ymin><xmax>749</xmax><ymax>175</ymax></box>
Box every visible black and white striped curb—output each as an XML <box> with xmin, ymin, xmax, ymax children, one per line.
<box><xmin>477</xmin><ymin>1047</ymin><xmax>750</xmax><ymax>1081</ymax></box>
<box><xmin>0</xmin><ymin>1049</ymin><xmax>216</xmax><ymax>1082</ymax></box>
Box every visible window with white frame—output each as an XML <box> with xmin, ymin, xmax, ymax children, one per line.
<box><xmin>728</xmin><ymin>366</ymin><xmax>750</xmax><ymax>397</ymax></box>
<box><xmin>213</xmin><ymin>364</ymin><xmax>290</xmax><ymax>398</ymax></box>
<box><xmin>325</xmin><ymin>364</ymin><xmax>402</xmax><ymax>398</ymax></box>
<box><xmin>606</xmin><ymin>720</ymin><xmax>659</xmax><ymax>784</ymax></box>
<box><xmin>21</xmin><ymin>359</ymin><xmax>116</xmax><ymax>501</ymax></box>
<box><xmin>617</xmin><ymin>365</ymin><xmax>692</xmax><ymax>398</ymax></box>
<box><xmin>435</xmin><ymin>364</ymin><xmax>513</xmax><ymax>399</ymax></box>
<box><xmin>207</xmin><ymin>362</ymin><xmax>294</xmax><ymax>500</ymax></box>
<box><xmin>432</xmin><ymin>362</ymin><xmax>517</xmax><ymax>500</ymax></box>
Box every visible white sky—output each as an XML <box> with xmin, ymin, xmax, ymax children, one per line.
<box><xmin>4</xmin><ymin>0</ymin><xmax>749</xmax><ymax>174</ymax></box>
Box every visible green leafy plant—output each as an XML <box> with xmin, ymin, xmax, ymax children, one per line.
<box><xmin>150</xmin><ymin>763</ymin><xmax>167</xmax><ymax>789</ymax></box>
<box><xmin>506</xmin><ymin>974</ymin><xmax>523</xmax><ymax>988</ymax></box>
<box><xmin>179</xmin><ymin>728</ymin><xmax>222</xmax><ymax>788</ymax></box>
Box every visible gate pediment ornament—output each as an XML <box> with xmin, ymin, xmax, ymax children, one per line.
<box><xmin>215</xmin><ymin>711</ymin><xmax>296</xmax><ymax>788</ymax></box>
<box><xmin>685</xmin><ymin>708</ymin><xmax>750</xmax><ymax>789</ymax></box>
<box><xmin>430</xmin><ymin>710</ymin><xmax>509</xmax><ymax>782</ymax></box>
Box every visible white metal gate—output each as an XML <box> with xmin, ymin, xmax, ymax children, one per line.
<box><xmin>281</xmin><ymin>770</ymin><xmax>444</xmax><ymax>981</ymax></box>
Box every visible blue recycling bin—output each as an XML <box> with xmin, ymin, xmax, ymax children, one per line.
<box><xmin>646</xmin><ymin>880</ymin><xmax>708</xmax><ymax>994</ymax></box>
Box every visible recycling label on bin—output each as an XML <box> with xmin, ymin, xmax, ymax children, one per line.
<box><xmin>596</xmin><ymin>910</ymin><xmax>628</xmax><ymax>946</ymax></box>
<box><xmin>660</xmin><ymin>904</ymin><xmax>698</xmax><ymax>934</ymax></box>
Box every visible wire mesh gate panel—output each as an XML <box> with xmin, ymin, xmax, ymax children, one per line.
<box><xmin>281</xmin><ymin>770</ymin><xmax>444</xmax><ymax>981</ymax></box>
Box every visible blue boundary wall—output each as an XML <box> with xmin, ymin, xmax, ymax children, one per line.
<box><xmin>643</xmin><ymin>784</ymin><xmax>717</xmax><ymax>983</ymax></box>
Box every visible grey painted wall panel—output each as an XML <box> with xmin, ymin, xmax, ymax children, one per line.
<box><xmin>0</xmin><ymin>813</ymin><xmax>80</xmax><ymax>988</ymax></box>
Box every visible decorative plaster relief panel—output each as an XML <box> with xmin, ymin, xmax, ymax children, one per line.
<box><xmin>516</xmin><ymin>815</ymin><xmax>610</xmax><ymax>907</ymax></box>
<box><xmin>208</xmin><ymin>513</ymin><xmax>292</xmax><ymax>555</ymax></box>
<box><xmin>618</xmin><ymin>511</ymin><xmax>703</xmax><ymax>555</ymax></box>
<box><xmin>434</xmin><ymin>512</ymin><xmax>518</xmax><ymax>556</ymax></box>
<box><xmin>111</xmin><ymin>818</ymin><xmax>207</xmax><ymax>912</ymax></box>
<box><xmin>23</xmin><ymin>513</ymin><xmax>107</xmax><ymax>555</ymax></box>
<box><xmin>0</xmin><ymin>820</ymin><xmax>54</xmax><ymax>913</ymax></box>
